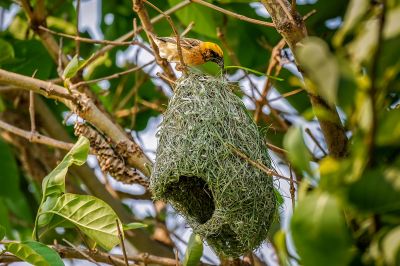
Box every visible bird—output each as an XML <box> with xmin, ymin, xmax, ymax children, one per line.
<box><xmin>148</xmin><ymin>33</ymin><xmax>224</xmax><ymax>69</ymax></box>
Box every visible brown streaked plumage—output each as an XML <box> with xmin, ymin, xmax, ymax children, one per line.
<box><xmin>148</xmin><ymin>34</ymin><xmax>224</xmax><ymax>69</ymax></box>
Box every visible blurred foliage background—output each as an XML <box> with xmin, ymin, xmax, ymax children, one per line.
<box><xmin>0</xmin><ymin>0</ymin><xmax>400</xmax><ymax>265</ymax></box>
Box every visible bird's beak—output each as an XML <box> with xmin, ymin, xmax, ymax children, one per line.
<box><xmin>213</xmin><ymin>57</ymin><xmax>224</xmax><ymax>69</ymax></box>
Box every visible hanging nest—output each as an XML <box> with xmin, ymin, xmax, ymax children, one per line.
<box><xmin>150</xmin><ymin>73</ymin><xmax>277</xmax><ymax>257</ymax></box>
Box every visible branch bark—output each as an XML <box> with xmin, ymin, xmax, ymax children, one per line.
<box><xmin>260</xmin><ymin>0</ymin><xmax>348</xmax><ymax>158</ymax></box>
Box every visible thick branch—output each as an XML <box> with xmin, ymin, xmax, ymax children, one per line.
<box><xmin>260</xmin><ymin>0</ymin><xmax>348</xmax><ymax>158</ymax></box>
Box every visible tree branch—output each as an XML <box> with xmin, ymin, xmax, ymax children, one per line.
<box><xmin>0</xmin><ymin>119</ymin><xmax>74</xmax><ymax>150</ymax></box>
<box><xmin>190</xmin><ymin>0</ymin><xmax>275</xmax><ymax>28</ymax></box>
<box><xmin>0</xmin><ymin>69</ymin><xmax>153</xmax><ymax>176</ymax></box>
<box><xmin>132</xmin><ymin>0</ymin><xmax>177</xmax><ymax>83</ymax></box>
<box><xmin>260</xmin><ymin>0</ymin><xmax>348</xmax><ymax>158</ymax></box>
<box><xmin>0</xmin><ymin>245</ymin><xmax>178</xmax><ymax>266</ymax></box>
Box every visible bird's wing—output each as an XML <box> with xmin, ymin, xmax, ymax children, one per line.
<box><xmin>155</xmin><ymin>37</ymin><xmax>201</xmax><ymax>49</ymax></box>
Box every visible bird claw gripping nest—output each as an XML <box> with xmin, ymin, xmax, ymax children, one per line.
<box><xmin>150</xmin><ymin>73</ymin><xmax>277</xmax><ymax>257</ymax></box>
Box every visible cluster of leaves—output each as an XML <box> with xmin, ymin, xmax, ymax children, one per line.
<box><xmin>0</xmin><ymin>137</ymin><xmax>148</xmax><ymax>265</ymax></box>
<box><xmin>281</xmin><ymin>1</ymin><xmax>400</xmax><ymax>266</ymax></box>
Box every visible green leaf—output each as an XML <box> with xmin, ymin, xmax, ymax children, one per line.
<box><xmin>384</xmin><ymin>7</ymin><xmax>400</xmax><ymax>39</ymax></box>
<box><xmin>183</xmin><ymin>233</ymin><xmax>203</xmax><ymax>266</ymax></box>
<box><xmin>274</xmin><ymin>188</ymin><xmax>284</xmax><ymax>206</ymax></box>
<box><xmin>297</xmin><ymin>37</ymin><xmax>339</xmax><ymax>105</ymax></box>
<box><xmin>333</xmin><ymin>0</ymin><xmax>369</xmax><ymax>46</ymax></box>
<box><xmin>0</xmin><ymin>225</ymin><xmax>5</xmax><ymax>240</ymax></box>
<box><xmin>224</xmin><ymin>65</ymin><xmax>284</xmax><ymax>81</ymax></box>
<box><xmin>47</xmin><ymin>193</ymin><xmax>122</xmax><ymax>251</ymax></box>
<box><xmin>0</xmin><ymin>39</ymin><xmax>14</xmax><ymax>65</ymax></box>
<box><xmin>0</xmin><ymin>137</ymin><xmax>32</xmax><ymax>222</ymax></box>
<box><xmin>2</xmin><ymin>40</ymin><xmax>53</xmax><ymax>80</ymax></box>
<box><xmin>382</xmin><ymin>226</ymin><xmax>400</xmax><ymax>266</ymax></box>
<box><xmin>273</xmin><ymin>230</ymin><xmax>290</xmax><ymax>266</ymax></box>
<box><xmin>283</xmin><ymin>127</ymin><xmax>311</xmax><ymax>174</ymax></box>
<box><xmin>347</xmin><ymin>167</ymin><xmax>400</xmax><ymax>213</ymax></box>
<box><xmin>377</xmin><ymin>109</ymin><xmax>400</xmax><ymax>146</ymax></box>
<box><xmin>123</xmin><ymin>222</ymin><xmax>148</xmax><ymax>231</ymax></box>
<box><xmin>25</xmin><ymin>241</ymin><xmax>64</xmax><ymax>266</ymax></box>
<box><xmin>291</xmin><ymin>192</ymin><xmax>353</xmax><ymax>266</ymax></box>
<box><xmin>6</xmin><ymin>241</ymin><xmax>64</xmax><ymax>266</ymax></box>
<box><xmin>62</xmin><ymin>55</ymin><xmax>88</xmax><ymax>79</ymax></box>
<box><xmin>36</xmin><ymin>136</ymin><xmax>89</xmax><ymax>229</ymax></box>
<box><xmin>168</xmin><ymin>0</ymin><xmax>221</xmax><ymax>38</ymax></box>
<box><xmin>0</xmin><ymin>137</ymin><xmax>22</xmax><ymax>199</ymax></box>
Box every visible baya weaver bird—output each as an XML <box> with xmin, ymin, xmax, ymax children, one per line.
<box><xmin>148</xmin><ymin>33</ymin><xmax>224</xmax><ymax>69</ymax></box>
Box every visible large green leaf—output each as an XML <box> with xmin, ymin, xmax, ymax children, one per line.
<box><xmin>297</xmin><ymin>37</ymin><xmax>339</xmax><ymax>106</ymax></box>
<box><xmin>283</xmin><ymin>127</ymin><xmax>312</xmax><ymax>174</ymax></box>
<box><xmin>47</xmin><ymin>193</ymin><xmax>122</xmax><ymax>251</ymax></box>
<box><xmin>376</xmin><ymin>109</ymin><xmax>400</xmax><ymax>146</ymax></box>
<box><xmin>36</xmin><ymin>136</ymin><xmax>89</xmax><ymax>227</ymax></box>
<box><xmin>0</xmin><ymin>137</ymin><xmax>22</xmax><ymax>199</ymax></box>
<box><xmin>0</xmin><ymin>225</ymin><xmax>5</xmax><ymax>240</ymax></box>
<box><xmin>382</xmin><ymin>226</ymin><xmax>400</xmax><ymax>266</ymax></box>
<box><xmin>6</xmin><ymin>241</ymin><xmax>64</xmax><ymax>266</ymax></box>
<box><xmin>183</xmin><ymin>233</ymin><xmax>203</xmax><ymax>266</ymax></box>
<box><xmin>1</xmin><ymin>39</ymin><xmax>54</xmax><ymax>79</ymax></box>
<box><xmin>291</xmin><ymin>192</ymin><xmax>353</xmax><ymax>266</ymax></box>
<box><xmin>168</xmin><ymin>0</ymin><xmax>222</xmax><ymax>38</ymax></box>
<box><xmin>123</xmin><ymin>222</ymin><xmax>148</xmax><ymax>231</ymax></box>
<box><xmin>273</xmin><ymin>230</ymin><xmax>290</xmax><ymax>266</ymax></box>
<box><xmin>333</xmin><ymin>0</ymin><xmax>369</xmax><ymax>46</ymax></box>
<box><xmin>347</xmin><ymin>167</ymin><xmax>400</xmax><ymax>213</ymax></box>
<box><xmin>0</xmin><ymin>39</ymin><xmax>14</xmax><ymax>65</ymax></box>
<box><xmin>0</xmin><ymin>137</ymin><xmax>32</xmax><ymax>222</ymax></box>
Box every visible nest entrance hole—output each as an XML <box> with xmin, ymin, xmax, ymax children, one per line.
<box><xmin>165</xmin><ymin>175</ymin><xmax>215</xmax><ymax>224</ymax></box>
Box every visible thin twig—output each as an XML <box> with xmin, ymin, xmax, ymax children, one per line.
<box><xmin>71</xmin><ymin>60</ymin><xmax>155</xmax><ymax>89</ymax></box>
<box><xmin>266</xmin><ymin>142</ymin><xmax>287</xmax><ymax>155</ymax></box>
<box><xmin>0</xmin><ymin>119</ymin><xmax>74</xmax><ymax>150</ymax></box>
<box><xmin>291</xmin><ymin>0</ymin><xmax>296</xmax><ymax>13</ymax></box>
<box><xmin>305</xmin><ymin>128</ymin><xmax>328</xmax><ymax>156</ymax></box>
<box><xmin>367</xmin><ymin>0</ymin><xmax>386</xmax><ymax>163</ymax></box>
<box><xmin>303</xmin><ymin>9</ymin><xmax>316</xmax><ymax>21</ymax></box>
<box><xmin>217</xmin><ymin>27</ymin><xmax>261</xmax><ymax>100</ymax></box>
<box><xmin>289</xmin><ymin>165</ymin><xmax>295</xmax><ymax>210</ymax></box>
<box><xmin>132</xmin><ymin>0</ymin><xmax>176</xmax><ymax>83</ymax></box>
<box><xmin>88</xmin><ymin>0</ymin><xmax>191</xmax><ymax>66</ymax></box>
<box><xmin>229</xmin><ymin>144</ymin><xmax>299</xmax><ymax>184</ymax></box>
<box><xmin>75</xmin><ymin>0</ymin><xmax>81</xmax><ymax>57</ymax></box>
<box><xmin>277</xmin><ymin>0</ymin><xmax>294</xmax><ymax>23</ymax></box>
<box><xmin>181</xmin><ymin>21</ymin><xmax>195</xmax><ymax>37</ymax></box>
<box><xmin>174</xmin><ymin>249</ymin><xmax>179</xmax><ymax>266</ymax></box>
<box><xmin>143</xmin><ymin>0</ymin><xmax>187</xmax><ymax>74</ymax></box>
<box><xmin>38</xmin><ymin>26</ymin><xmax>152</xmax><ymax>53</ymax></box>
<box><xmin>254</xmin><ymin>39</ymin><xmax>286</xmax><ymax>123</ymax></box>
<box><xmin>156</xmin><ymin>72</ymin><xmax>176</xmax><ymax>85</ymax></box>
<box><xmin>268</xmin><ymin>88</ymin><xmax>304</xmax><ymax>103</ymax></box>
<box><xmin>62</xmin><ymin>238</ymin><xmax>101</xmax><ymax>266</ymax></box>
<box><xmin>190</xmin><ymin>0</ymin><xmax>275</xmax><ymax>27</ymax></box>
<box><xmin>116</xmin><ymin>220</ymin><xmax>129</xmax><ymax>266</ymax></box>
<box><xmin>29</xmin><ymin>91</ymin><xmax>36</xmax><ymax>139</ymax></box>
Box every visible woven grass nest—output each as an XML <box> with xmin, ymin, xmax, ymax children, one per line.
<box><xmin>151</xmin><ymin>73</ymin><xmax>277</xmax><ymax>257</ymax></box>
